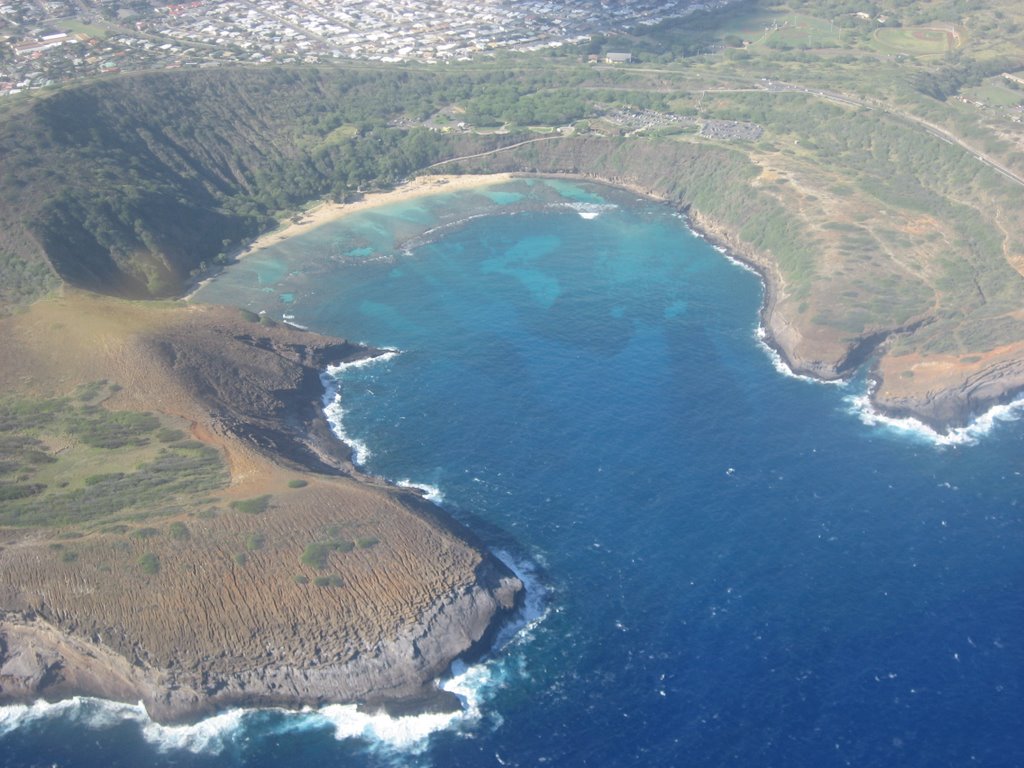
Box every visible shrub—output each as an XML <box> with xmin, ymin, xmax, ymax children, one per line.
<box><xmin>138</xmin><ymin>552</ymin><xmax>159</xmax><ymax>575</ymax></box>
<box><xmin>300</xmin><ymin>542</ymin><xmax>330</xmax><ymax>569</ymax></box>
<box><xmin>131</xmin><ymin>527</ymin><xmax>160</xmax><ymax>539</ymax></box>
<box><xmin>67</xmin><ymin>409</ymin><xmax>161</xmax><ymax>449</ymax></box>
<box><xmin>85</xmin><ymin>473</ymin><xmax>125</xmax><ymax>486</ymax></box>
<box><xmin>169</xmin><ymin>521</ymin><xmax>190</xmax><ymax>541</ymax></box>
<box><xmin>314</xmin><ymin>574</ymin><xmax>343</xmax><ymax>588</ymax></box>
<box><xmin>156</xmin><ymin>428</ymin><xmax>186</xmax><ymax>443</ymax></box>
<box><xmin>0</xmin><ymin>482</ymin><xmax>46</xmax><ymax>501</ymax></box>
<box><xmin>287</xmin><ymin>479</ymin><xmax>308</xmax><ymax>489</ymax></box>
<box><xmin>230</xmin><ymin>495</ymin><xmax>271</xmax><ymax>514</ymax></box>
<box><xmin>62</xmin><ymin>550</ymin><xmax>78</xmax><ymax>563</ymax></box>
<box><xmin>233</xmin><ymin>552</ymin><xmax>248</xmax><ymax>566</ymax></box>
<box><xmin>294</xmin><ymin>574</ymin><xmax>309</xmax><ymax>585</ymax></box>
<box><xmin>245</xmin><ymin>532</ymin><xmax>266</xmax><ymax>551</ymax></box>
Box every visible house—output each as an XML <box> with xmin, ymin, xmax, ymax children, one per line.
<box><xmin>605</xmin><ymin>51</ymin><xmax>632</xmax><ymax>64</ymax></box>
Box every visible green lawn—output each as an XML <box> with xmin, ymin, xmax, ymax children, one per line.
<box><xmin>872</xmin><ymin>27</ymin><xmax>953</xmax><ymax>56</ymax></box>
<box><xmin>964</xmin><ymin>80</ymin><xmax>1024</xmax><ymax>107</ymax></box>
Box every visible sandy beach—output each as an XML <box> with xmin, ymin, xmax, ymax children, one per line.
<box><xmin>242</xmin><ymin>172</ymin><xmax>516</xmax><ymax>256</ymax></box>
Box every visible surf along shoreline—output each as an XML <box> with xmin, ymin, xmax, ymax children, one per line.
<box><xmin>6</xmin><ymin>169</ymin><xmax>1006</xmax><ymax>729</ymax></box>
<box><xmin>223</xmin><ymin>168</ymin><xmax>1024</xmax><ymax>441</ymax></box>
<box><xmin>0</xmin><ymin>291</ymin><xmax>525</xmax><ymax>725</ymax></box>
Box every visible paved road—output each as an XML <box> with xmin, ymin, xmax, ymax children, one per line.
<box><xmin>426</xmin><ymin>135</ymin><xmax>566</xmax><ymax>168</ymax></box>
<box><xmin>762</xmin><ymin>81</ymin><xmax>1024</xmax><ymax>189</ymax></box>
<box><xmin>592</xmin><ymin>63</ymin><xmax>1024</xmax><ymax>191</ymax></box>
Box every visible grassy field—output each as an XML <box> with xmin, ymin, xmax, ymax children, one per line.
<box><xmin>872</xmin><ymin>26</ymin><xmax>956</xmax><ymax>56</ymax></box>
<box><xmin>746</xmin><ymin>13</ymin><xmax>843</xmax><ymax>50</ymax></box>
<box><xmin>0</xmin><ymin>384</ymin><xmax>229</xmax><ymax>528</ymax></box>
<box><xmin>963</xmin><ymin>79</ymin><xmax>1024</xmax><ymax>107</ymax></box>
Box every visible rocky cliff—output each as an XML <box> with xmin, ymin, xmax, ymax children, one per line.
<box><xmin>0</xmin><ymin>296</ymin><xmax>522</xmax><ymax>723</ymax></box>
<box><xmin>453</xmin><ymin>137</ymin><xmax>1024</xmax><ymax>431</ymax></box>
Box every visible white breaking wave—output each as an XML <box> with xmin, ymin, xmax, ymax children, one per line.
<box><xmin>755</xmin><ymin>325</ymin><xmax>847</xmax><ymax>386</ymax></box>
<box><xmin>0</xmin><ymin>551</ymin><xmax>552</xmax><ymax>757</ymax></box>
<box><xmin>310</xmin><ymin>660</ymin><xmax>500</xmax><ymax>755</ymax></box>
<box><xmin>559</xmin><ymin>201</ymin><xmax>618</xmax><ymax>219</ymax></box>
<box><xmin>846</xmin><ymin>385</ymin><xmax>1024</xmax><ymax>447</ymax></box>
<box><xmin>491</xmin><ymin>549</ymin><xmax>551</xmax><ymax>650</ymax></box>
<box><xmin>321</xmin><ymin>350</ymin><xmax>400</xmax><ymax>466</ymax></box>
<box><xmin>0</xmin><ymin>697</ymin><xmax>247</xmax><ymax>755</ymax></box>
<box><xmin>716</xmin><ymin>245</ymin><xmax>761</xmax><ymax>276</ymax></box>
<box><xmin>396</xmin><ymin>479</ymin><xmax>445</xmax><ymax>504</ymax></box>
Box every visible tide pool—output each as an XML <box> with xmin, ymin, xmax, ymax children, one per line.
<box><xmin>4</xmin><ymin>179</ymin><xmax>1022</xmax><ymax>767</ymax></box>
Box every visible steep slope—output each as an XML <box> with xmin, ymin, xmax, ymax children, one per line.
<box><xmin>0</xmin><ymin>294</ymin><xmax>522</xmax><ymax>722</ymax></box>
<box><xmin>0</xmin><ymin>67</ymin><xmax>505</xmax><ymax>303</ymax></box>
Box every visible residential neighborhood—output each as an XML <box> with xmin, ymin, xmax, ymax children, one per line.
<box><xmin>0</xmin><ymin>0</ymin><xmax>735</xmax><ymax>95</ymax></box>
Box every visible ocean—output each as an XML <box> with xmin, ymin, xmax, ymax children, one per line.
<box><xmin>3</xmin><ymin>178</ymin><xmax>1022</xmax><ymax>767</ymax></box>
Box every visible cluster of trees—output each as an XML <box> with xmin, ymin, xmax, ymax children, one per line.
<box><xmin>0</xmin><ymin>66</ymin><xmax>549</xmax><ymax>299</ymax></box>
<box><xmin>464</xmin><ymin>86</ymin><xmax>588</xmax><ymax>128</ymax></box>
<box><xmin>912</xmin><ymin>55</ymin><xmax>1024</xmax><ymax>101</ymax></box>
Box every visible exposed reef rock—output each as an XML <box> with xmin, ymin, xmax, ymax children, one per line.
<box><xmin>0</xmin><ymin>556</ymin><xmax>520</xmax><ymax>723</ymax></box>
<box><xmin>0</xmin><ymin>298</ymin><xmax>522</xmax><ymax>723</ymax></box>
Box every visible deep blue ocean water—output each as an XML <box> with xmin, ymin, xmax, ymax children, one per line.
<box><xmin>3</xmin><ymin>179</ymin><xmax>1023</xmax><ymax>767</ymax></box>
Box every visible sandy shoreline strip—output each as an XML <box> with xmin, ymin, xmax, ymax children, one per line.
<box><xmin>245</xmin><ymin>173</ymin><xmax>515</xmax><ymax>256</ymax></box>
<box><xmin>184</xmin><ymin>172</ymin><xmax>515</xmax><ymax>300</ymax></box>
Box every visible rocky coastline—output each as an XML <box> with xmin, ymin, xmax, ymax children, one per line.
<box><xmin>0</xmin><ymin>299</ymin><xmax>523</xmax><ymax>724</ymax></box>
<box><xmin>519</xmin><ymin>169</ymin><xmax>1024</xmax><ymax>435</ymax></box>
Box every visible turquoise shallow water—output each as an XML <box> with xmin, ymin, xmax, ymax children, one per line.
<box><xmin>3</xmin><ymin>179</ymin><xmax>1023</xmax><ymax>767</ymax></box>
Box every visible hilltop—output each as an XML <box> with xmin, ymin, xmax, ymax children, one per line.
<box><xmin>3</xmin><ymin>0</ymin><xmax>1024</xmax><ymax>721</ymax></box>
<box><xmin>0</xmin><ymin>293</ymin><xmax>521</xmax><ymax>721</ymax></box>
<box><xmin>2</xmin><ymin>0</ymin><xmax>1024</xmax><ymax>428</ymax></box>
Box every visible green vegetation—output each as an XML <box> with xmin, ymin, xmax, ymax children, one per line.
<box><xmin>0</xmin><ymin>395</ymin><xmax>228</xmax><ymax>528</ymax></box>
<box><xmin>245</xmin><ymin>532</ymin><xmax>266</xmax><ymax>551</ymax></box>
<box><xmin>0</xmin><ymin>67</ymin><xmax>550</xmax><ymax>304</ymax></box>
<box><xmin>169</xmin><ymin>521</ymin><xmax>191</xmax><ymax>541</ymax></box>
<box><xmin>300</xmin><ymin>542</ymin><xmax>332</xmax><ymax>570</ymax></box>
<box><xmin>355</xmin><ymin>536</ymin><xmax>379</xmax><ymax>550</ymax></box>
<box><xmin>230</xmin><ymin>495</ymin><xmax>272</xmax><ymax>515</ymax></box>
<box><xmin>314</xmin><ymin>574</ymin><xmax>343</xmax><ymax>588</ymax></box>
<box><xmin>299</xmin><ymin>530</ymin><xmax>357</xmax><ymax>569</ymax></box>
<box><xmin>137</xmin><ymin>552</ymin><xmax>160</xmax><ymax>575</ymax></box>
<box><xmin>873</xmin><ymin>27</ymin><xmax>954</xmax><ymax>56</ymax></box>
<box><xmin>66</xmin><ymin>409</ymin><xmax>161</xmax><ymax>449</ymax></box>
<box><xmin>156</xmin><ymin>428</ymin><xmax>187</xmax><ymax>443</ymax></box>
<box><xmin>294</xmin><ymin>574</ymin><xmax>310</xmax><ymax>585</ymax></box>
<box><xmin>0</xmin><ymin>0</ymin><xmax>1022</xmax><ymax>417</ymax></box>
<box><xmin>287</xmin><ymin>479</ymin><xmax>308</xmax><ymax>489</ymax></box>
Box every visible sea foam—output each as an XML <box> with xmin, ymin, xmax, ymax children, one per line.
<box><xmin>559</xmin><ymin>202</ymin><xmax>618</xmax><ymax>220</ymax></box>
<box><xmin>396</xmin><ymin>479</ymin><xmax>445</xmax><ymax>504</ymax></box>
<box><xmin>306</xmin><ymin>549</ymin><xmax>548</xmax><ymax>754</ymax></box>
<box><xmin>755</xmin><ymin>325</ymin><xmax>847</xmax><ymax>386</ymax></box>
<box><xmin>846</xmin><ymin>386</ymin><xmax>1024</xmax><ymax>447</ymax></box>
<box><xmin>321</xmin><ymin>350</ymin><xmax>400</xmax><ymax>466</ymax></box>
<box><xmin>0</xmin><ymin>697</ymin><xmax>247</xmax><ymax>755</ymax></box>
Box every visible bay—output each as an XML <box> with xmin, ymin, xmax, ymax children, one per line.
<box><xmin>4</xmin><ymin>178</ymin><xmax>1022</xmax><ymax>768</ymax></box>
